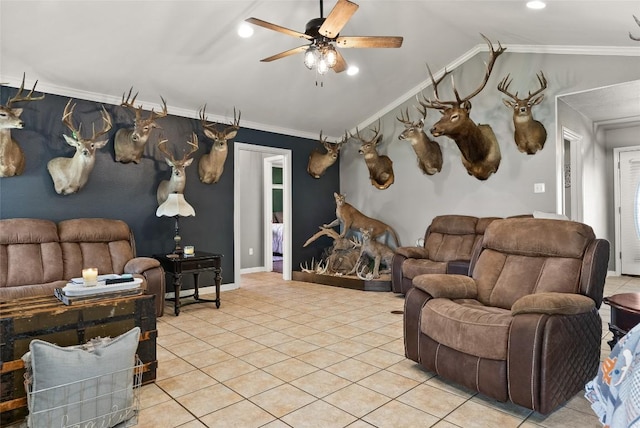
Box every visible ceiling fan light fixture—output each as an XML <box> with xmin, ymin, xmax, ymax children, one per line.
<box><xmin>304</xmin><ymin>46</ymin><xmax>318</xmax><ymax>69</ymax></box>
<box><xmin>324</xmin><ymin>45</ymin><xmax>338</xmax><ymax>68</ymax></box>
<box><xmin>317</xmin><ymin>57</ymin><xmax>330</xmax><ymax>75</ymax></box>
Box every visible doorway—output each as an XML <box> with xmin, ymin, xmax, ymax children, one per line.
<box><xmin>234</xmin><ymin>143</ymin><xmax>292</xmax><ymax>288</ymax></box>
<box><xmin>561</xmin><ymin>127</ymin><xmax>584</xmax><ymax>221</ymax></box>
<box><xmin>614</xmin><ymin>146</ymin><xmax>640</xmax><ymax>275</ymax></box>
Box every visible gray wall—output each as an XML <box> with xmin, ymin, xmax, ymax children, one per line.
<box><xmin>239</xmin><ymin>150</ymin><xmax>264</xmax><ymax>269</ymax></box>
<box><xmin>340</xmin><ymin>52</ymin><xmax>640</xmax><ymax>253</ymax></box>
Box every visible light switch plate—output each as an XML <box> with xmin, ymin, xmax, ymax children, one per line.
<box><xmin>534</xmin><ymin>183</ymin><xmax>545</xmax><ymax>193</ymax></box>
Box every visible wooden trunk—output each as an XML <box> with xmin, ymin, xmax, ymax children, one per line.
<box><xmin>0</xmin><ymin>293</ymin><xmax>157</xmax><ymax>426</ymax></box>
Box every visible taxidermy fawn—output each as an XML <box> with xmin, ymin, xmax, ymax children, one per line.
<box><xmin>497</xmin><ymin>71</ymin><xmax>548</xmax><ymax>155</ymax></box>
<box><xmin>324</xmin><ymin>192</ymin><xmax>400</xmax><ymax>246</ymax></box>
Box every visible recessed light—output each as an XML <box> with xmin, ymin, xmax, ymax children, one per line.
<box><xmin>238</xmin><ymin>22</ymin><xmax>254</xmax><ymax>38</ymax></box>
<box><xmin>347</xmin><ymin>65</ymin><xmax>359</xmax><ymax>76</ymax></box>
<box><xmin>526</xmin><ymin>1</ymin><xmax>546</xmax><ymax>10</ymax></box>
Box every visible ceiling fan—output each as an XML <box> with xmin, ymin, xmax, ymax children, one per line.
<box><xmin>246</xmin><ymin>0</ymin><xmax>403</xmax><ymax>74</ymax></box>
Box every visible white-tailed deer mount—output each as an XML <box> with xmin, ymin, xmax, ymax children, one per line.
<box><xmin>47</xmin><ymin>100</ymin><xmax>112</xmax><ymax>195</ymax></box>
<box><xmin>351</xmin><ymin>120</ymin><xmax>394</xmax><ymax>189</ymax></box>
<box><xmin>497</xmin><ymin>71</ymin><xmax>548</xmax><ymax>155</ymax></box>
<box><xmin>630</xmin><ymin>15</ymin><xmax>640</xmax><ymax>40</ymax></box>
<box><xmin>0</xmin><ymin>73</ymin><xmax>45</xmax><ymax>177</ymax></box>
<box><xmin>397</xmin><ymin>103</ymin><xmax>443</xmax><ymax>175</ymax></box>
<box><xmin>421</xmin><ymin>34</ymin><xmax>505</xmax><ymax>181</ymax></box>
<box><xmin>324</xmin><ymin>192</ymin><xmax>400</xmax><ymax>246</ymax></box>
<box><xmin>157</xmin><ymin>133</ymin><xmax>199</xmax><ymax>205</ymax></box>
<box><xmin>307</xmin><ymin>130</ymin><xmax>345</xmax><ymax>178</ymax></box>
<box><xmin>114</xmin><ymin>87</ymin><xmax>168</xmax><ymax>163</ymax></box>
<box><xmin>198</xmin><ymin>106</ymin><xmax>240</xmax><ymax>184</ymax></box>
<box><xmin>350</xmin><ymin>227</ymin><xmax>394</xmax><ymax>279</ymax></box>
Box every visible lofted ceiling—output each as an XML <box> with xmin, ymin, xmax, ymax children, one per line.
<box><xmin>1</xmin><ymin>1</ymin><xmax>639</xmax><ymax>139</ymax></box>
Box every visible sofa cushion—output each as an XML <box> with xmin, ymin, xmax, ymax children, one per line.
<box><xmin>0</xmin><ymin>219</ymin><xmax>64</xmax><ymax>289</ymax></box>
<box><xmin>402</xmin><ymin>259</ymin><xmax>447</xmax><ymax>279</ymax></box>
<box><xmin>421</xmin><ymin>298</ymin><xmax>512</xmax><ymax>360</ymax></box>
<box><xmin>59</xmin><ymin>219</ymin><xmax>134</xmax><ymax>279</ymax></box>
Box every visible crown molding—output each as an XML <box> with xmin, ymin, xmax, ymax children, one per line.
<box><xmin>354</xmin><ymin>44</ymin><xmax>640</xmax><ymax>134</ymax></box>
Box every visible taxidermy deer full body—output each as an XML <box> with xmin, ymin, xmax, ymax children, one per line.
<box><xmin>351</xmin><ymin>227</ymin><xmax>394</xmax><ymax>279</ymax></box>
<box><xmin>157</xmin><ymin>133</ymin><xmax>199</xmax><ymax>205</ymax></box>
<box><xmin>324</xmin><ymin>192</ymin><xmax>400</xmax><ymax>247</ymax></box>
<box><xmin>198</xmin><ymin>106</ymin><xmax>240</xmax><ymax>184</ymax></box>
<box><xmin>307</xmin><ymin>131</ymin><xmax>345</xmax><ymax>178</ymax></box>
<box><xmin>422</xmin><ymin>34</ymin><xmax>505</xmax><ymax>180</ymax></box>
<box><xmin>0</xmin><ymin>74</ymin><xmax>45</xmax><ymax>177</ymax></box>
<box><xmin>47</xmin><ymin>100</ymin><xmax>112</xmax><ymax>195</ymax></box>
<box><xmin>114</xmin><ymin>87</ymin><xmax>168</xmax><ymax>163</ymax></box>
<box><xmin>397</xmin><ymin>103</ymin><xmax>443</xmax><ymax>175</ymax></box>
<box><xmin>351</xmin><ymin>121</ymin><xmax>394</xmax><ymax>189</ymax></box>
<box><xmin>497</xmin><ymin>71</ymin><xmax>548</xmax><ymax>155</ymax></box>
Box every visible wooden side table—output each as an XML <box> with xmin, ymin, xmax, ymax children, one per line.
<box><xmin>154</xmin><ymin>251</ymin><xmax>223</xmax><ymax>316</ymax></box>
<box><xmin>603</xmin><ymin>292</ymin><xmax>640</xmax><ymax>349</ymax></box>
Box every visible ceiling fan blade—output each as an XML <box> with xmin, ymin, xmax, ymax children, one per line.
<box><xmin>246</xmin><ymin>17</ymin><xmax>312</xmax><ymax>40</ymax></box>
<box><xmin>332</xmin><ymin>49</ymin><xmax>348</xmax><ymax>73</ymax></box>
<box><xmin>319</xmin><ymin>0</ymin><xmax>359</xmax><ymax>39</ymax></box>
<box><xmin>260</xmin><ymin>45</ymin><xmax>309</xmax><ymax>62</ymax></box>
<box><xmin>335</xmin><ymin>36</ymin><xmax>403</xmax><ymax>48</ymax></box>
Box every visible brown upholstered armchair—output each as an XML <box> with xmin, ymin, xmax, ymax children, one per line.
<box><xmin>391</xmin><ymin>215</ymin><xmax>499</xmax><ymax>294</ymax></box>
<box><xmin>404</xmin><ymin>217</ymin><xmax>609</xmax><ymax>414</ymax></box>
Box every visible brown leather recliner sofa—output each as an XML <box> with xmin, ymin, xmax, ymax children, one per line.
<box><xmin>0</xmin><ymin>218</ymin><xmax>166</xmax><ymax>317</ymax></box>
<box><xmin>392</xmin><ymin>215</ymin><xmax>500</xmax><ymax>294</ymax></box>
<box><xmin>404</xmin><ymin>217</ymin><xmax>609</xmax><ymax>414</ymax></box>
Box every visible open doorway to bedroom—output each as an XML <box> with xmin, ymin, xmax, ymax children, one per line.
<box><xmin>234</xmin><ymin>143</ymin><xmax>292</xmax><ymax>288</ymax></box>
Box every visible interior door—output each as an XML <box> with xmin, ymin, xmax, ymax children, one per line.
<box><xmin>619</xmin><ymin>149</ymin><xmax>640</xmax><ymax>275</ymax></box>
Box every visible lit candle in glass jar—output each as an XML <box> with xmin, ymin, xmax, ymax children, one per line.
<box><xmin>82</xmin><ymin>268</ymin><xmax>98</xmax><ymax>287</ymax></box>
<box><xmin>184</xmin><ymin>246</ymin><xmax>195</xmax><ymax>256</ymax></box>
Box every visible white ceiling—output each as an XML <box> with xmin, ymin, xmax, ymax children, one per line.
<box><xmin>1</xmin><ymin>0</ymin><xmax>639</xmax><ymax>139</ymax></box>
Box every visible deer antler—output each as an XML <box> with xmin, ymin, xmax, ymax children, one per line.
<box><xmin>62</xmin><ymin>99</ymin><xmax>111</xmax><ymax>141</ymax></box>
<box><xmin>498</xmin><ymin>71</ymin><xmax>547</xmax><ymax>102</ymax></box>
<box><xmin>200</xmin><ymin>105</ymin><xmax>241</xmax><ymax>134</ymax></box>
<box><xmin>7</xmin><ymin>73</ymin><xmax>45</xmax><ymax>107</ymax></box>
<box><xmin>181</xmin><ymin>133</ymin><xmax>199</xmax><ymax>161</ymax></box>
<box><xmin>90</xmin><ymin>107</ymin><xmax>113</xmax><ymax>141</ymax></box>
<box><xmin>527</xmin><ymin>71</ymin><xmax>547</xmax><ymax>100</ymax></box>
<box><xmin>630</xmin><ymin>15</ymin><xmax>640</xmax><ymax>41</ymax></box>
<box><xmin>148</xmin><ymin>96</ymin><xmax>168</xmax><ymax>122</ymax></box>
<box><xmin>350</xmin><ymin>118</ymin><xmax>381</xmax><ymax>144</ymax></box>
<box><xmin>303</xmin><ymin>226</ymin><xmax>341</xmax><ymax>247</ymax></box>
<box><xmin>422</xmin><ymin>34</ymin><xmax>505</xmax><ymax>109</ymax></box>
<box><xmin>120</xmin><ymin>87</ymin><xmax>143</xmax><ymax>121</ymax></box>
<box><xmin>157</xmin><ymin>136</ymin><xmax>174</xmax><ymax>162</ymax></box>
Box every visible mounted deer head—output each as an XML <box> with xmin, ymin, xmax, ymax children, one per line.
<box><xmin>156</xmin><ymin>133</ymin><xmax>199</xmax><ymax>205</ymax></box>
<box><xmin>497</xmin><ymin>71</ymin><xmax>548</xmax><ymax>155</ymax></box>
<box><xmin>351</xmin><ymin>119</ymin><xmax>394</xmax><ymax>189</ymax></box>
<box><xmin>198</xmin><ymin>105</ymin><xmax>240</xmax><ymax>184</ymax></box>
<box><xmin>114</xmin><ymin>87</ymin><xmax>168</xmax><ymax>163</ymax></box>
<box><xmin>421</xmin><ymin>34</ymin><xmax>505</xmax><ymax>180</ymax></box>
<box><xmin>307</xmin><ymin>130</ymin><xmax>346</xmax><ymax>178</ymax></box>
<box><xmin>0</xmin><ymin>73</ymin><xmax>45</xmax><ymax>177</ymax></box>
<box><xmin>630</xmin><ymin>15</ymin><xmax>640</xmax><ymax>40</ymax></box>
<box><xmin>397</xmin><ymin>102</ymin><xmax>443</xmax><ymax>175</ymax></box>
<box><xmin>47</xmin><ymin>100</ymin><xmax>112</xmax><ymax>195</ymax></box>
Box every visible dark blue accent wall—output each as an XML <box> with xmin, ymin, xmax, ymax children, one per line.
<box><xmin>0</xmin><ymin>87</ymin><xmax>340</xmax><ymax>286</ymax></box>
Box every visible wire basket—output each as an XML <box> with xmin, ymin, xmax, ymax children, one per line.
<box><xmin>25</xmin><ymin>356</ymin><xmax>143</xmax><ymax>428</ymax></box>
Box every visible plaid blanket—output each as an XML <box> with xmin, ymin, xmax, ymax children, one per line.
<box><xmin>586</xmin><ymin>323</ymin><xmax>640</xmax><ymax>427</ymax></box>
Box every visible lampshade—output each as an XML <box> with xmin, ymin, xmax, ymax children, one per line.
<box><xmin>156</xmin><ymin>193</ymin><xmax>195</xmax><ymax>217</ymax></box>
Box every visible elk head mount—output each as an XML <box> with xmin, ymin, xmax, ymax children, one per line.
<box><xmin>47</xmin><ymin>100</ymin><xmax>112</xmax><ymax>195</ymax></box>
<box><xmin>0</xmin><ymin>73</ymin><xmax>45</xmax><ymax>177</ymax></box>
<box><xmin>114</xmin><ymin>87</ymin><xmax>168</xmax><ymax>164</ymax></box>
<box><xmin>307</xmin><ymin>130</ymin><xmax>345</xmax><ymax>178</ymax></box>
<box><xmin>421</xmin><ymin>34</ymin><xmax>505</xmax><ymax>181</ymax></box>
<box><xmin>397</xmin><ymin>102</ymin><xmax>443</xmax><ymax>176</ymax></box>
<box><xmin>497</xmin><ymin>71</ymin><xmax>548</xmax><ymax>155</ymax></box>
<box><xmin>156</xmin><ymin>133</ymin><xmax>199</xmax><ymax>205</ymax></box>
<box><xmin>198</xmin><ymin>106</ymin><xmax>240</xmax><ymax>184</ymax></box>
<box><xmin>351</xmin><ymin>120</ymin><xmax>394</xmax><ymax>190</ymax></box>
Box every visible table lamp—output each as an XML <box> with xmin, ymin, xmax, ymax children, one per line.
<box><xmin>156</xmin><ymin>193</ymin><xmax>195</xmax><ymax>254</ymax></box>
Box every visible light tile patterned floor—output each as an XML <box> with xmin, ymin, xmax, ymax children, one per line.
<box><xmin>136</xmin><ymin>273</ymin><xmax>640</xmax><ymax>428</ymax></box>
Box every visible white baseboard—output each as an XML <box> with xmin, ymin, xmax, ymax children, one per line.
<box><xmin>240</xmin><ymin>266</ymin><xmax>268</xmax><ymax>274</ymax></box>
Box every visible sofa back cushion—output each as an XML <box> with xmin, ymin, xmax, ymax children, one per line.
<box><xmin>0</xmin><ymin>219</ymin><xmax>63</xmax><ymax>288</ymax></box>
<box><xmin>472</xmin><ymin>218</ymin><xmax>595</xmax><ymax>309</ymax></box>
<box><xmin>424</xmin><ymin>215</ymin><xmax>478</xmax><ymax>263</ymax></box>
<box><xmin>58</xmin><ymin>219</ymin><xmax>135</xmax><ymax>279</ymax></box>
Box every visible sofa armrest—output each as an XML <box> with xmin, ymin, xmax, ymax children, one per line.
<box><xmin>395</xmin><ymin>246</ymin><xmax>429</xmax><ymax>259</ymax></box>
<box><xmin>511</xmin><ymin>292</ymin><xmax>595</xmax><ymax>316</ymax></box>
<box><xmin>412</xmin><ymin>274</ymin><xmax>478</xmax><ymax>299</ymax></box>
<box><xmin>125</xmin><ymin>257</ymin><xmax>165</xmax><ymax>317</ymax></box>
<box><xmin>124</xmin><ymin>257</ymin><xmax>160</xmax><ymax>274</ymax></box>
<box><xmin>446</xmin><ymin>260</ymin><xmax>470</xmax><ymax>276</ymax></box>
